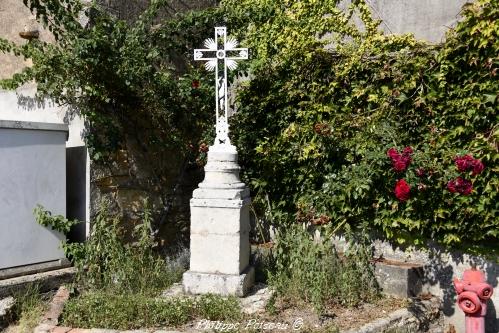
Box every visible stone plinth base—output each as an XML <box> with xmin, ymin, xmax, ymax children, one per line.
<box><xmin>183</xmin><ymin>266</ymin><xmax>255</xmax><ymax>297</ymax></box>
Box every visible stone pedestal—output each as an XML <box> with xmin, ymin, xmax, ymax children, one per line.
<box><xmin>182</xmin><ymin>144</ymin><xmax>254</xmax><ymax>296</ymax></box>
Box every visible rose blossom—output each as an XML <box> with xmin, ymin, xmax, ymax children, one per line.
<box><xmin>387</xmin><ymin>147</ymin><xmax>413</xmax><ymax>172</ymax></box>
<box><xmin>447</xmin><ymin>177</ymin><xmax>473</xmax><ymax>195</ymax></box>
<box><xmin>394</xmin><ymin>179</ymin><xmax>411</xmax><ymax>201</ymax></box>
<box><xmin>454</xmin><ymin>154</ymin><xmax>484</xmax><ymax>176</ymax></box>
<box><xmin>455</xmin><ymin>155</ymin><xmax>474</xmax><ymax>172</ymax></box>
<box><xmin>403</xmin><ymin>147</ymin><xmax>413</xmax><ymax>155</ymax></box>
<box><xmin>387</xmin><ymin>148</ymin><xmax>399</xmax><ymax>159</ymax></box>
<box><xmin>471</xmin><ymin>159</ymin><xmax>484</xmax><ymax>175</ymax></box>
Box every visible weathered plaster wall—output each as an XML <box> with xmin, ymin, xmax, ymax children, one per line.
<box><xmin>0</xmin><ymin>0</ymin><xmax>55</xmax><ymax>80</ymax></box>
<box><xmin>368</xmin><ymin>0</ymin><xmax>468</xmax><ymax>43</ymax></box>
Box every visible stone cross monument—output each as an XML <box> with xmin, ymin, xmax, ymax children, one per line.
<box><xmin>182</xmin><ymin>27</ymin><xmax>254</xmax><ymax>296</ymax></box>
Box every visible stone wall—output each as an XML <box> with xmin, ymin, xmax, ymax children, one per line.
<box><xmin>89</xmin><ymin>140</ymin><xmax>203</xmax><ymax>246</ymax></box>
<box><xmin>87</xmin><ymin>0</ymin><xmax>218</xmax><ymax>246</ymax></box>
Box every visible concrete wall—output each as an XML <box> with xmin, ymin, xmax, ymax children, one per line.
<box><xmin>0</xmin><ymin>120</ymin><xmax>68</xmax><ymax>269</ymax></box>
<box><xmin>368</xmin><ymin>0</ymin><xmax>468</xmax><ymax>43</ymax></box>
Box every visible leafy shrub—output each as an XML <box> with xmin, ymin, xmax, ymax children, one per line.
<box><xmin>229</xmin><ymin>0</ymin><xmax>498</xmax><ymax>252</ymax></box>
<box><xmin>3</xmin><ymin>0</ymin><xmax>497</xmax><ymax>252</ymax></box>
<box><xmin>269</xmin><ymin>224</ymin><xmax>380</xmax><ymax>312</ymax></box>
<box><xmin>62</xmin><ymin>202</ymin><xmax>186</xmax><ymax>294</ymax></box>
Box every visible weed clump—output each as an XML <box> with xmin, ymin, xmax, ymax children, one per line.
<box><xmin>268</xmin><ymin>224</ymin><xmax>380</xmax><ymax>312</ymax></box>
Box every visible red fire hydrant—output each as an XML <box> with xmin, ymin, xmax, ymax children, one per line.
<box><xmin>453</xmin><ymin>268</ymin><xmax>493</xmax><ymax>333</ymax></box>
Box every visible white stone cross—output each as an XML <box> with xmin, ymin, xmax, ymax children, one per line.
<box><xmin>194</xmin><ymin>27</ymin><xmax>248</xmax><ymax>148</ymax></box>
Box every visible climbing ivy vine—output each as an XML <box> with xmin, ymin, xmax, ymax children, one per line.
<box><xmin>228</xmin><ymin>0</ymin><xmax>498</xmax><ymax>253</ymax></box>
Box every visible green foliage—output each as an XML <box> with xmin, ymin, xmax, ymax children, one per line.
<box><xmin>268</xmin><ymin>224</ymin><xmax>380</xmax><ymax>312</ymax></box>
<box><xmin>64</xmin><ymin>202</ymin><xmax>184</xmax><ymax>295</ymax></box>
<box><xmin>61</xmin><ymin>292</ymin><xmax>241</xmax><ymax>330</ymax></box>
<box><xmin>0</xmin><ymin>0</ymin><xmax>218</xmax><ymax>160</ymax></box>
<box><xmin>3</xmin><ymin>0</ymin><xmax>497</xmax><ymax>251</ymax></box>
<box><xmin>0</xmin><ymin>1</ymin><xmax>226</xmax><ymax>224</ymax></box>
<box><xmin>229</xmin><ymin>0</ymin><xmax>498</xmax><ymax>252</ymax></box>
<box><xmin>34</xmin><ymin>204</ymin><xmax>80</xmax><ymax>234</ymax></box>
<box><xmin>196</xmin><ymin>294</ymin><xmax>242</xmax><ymax>321</ymax></box>
<box><xmin>60</xmin><ymin>202</ymin><xmax>196</xmax><ymax>330</ymax></box>
<box><xmin>62</xmin><ymin>292</ymin><xmax>193</xmax><ymax>329</ymax></box>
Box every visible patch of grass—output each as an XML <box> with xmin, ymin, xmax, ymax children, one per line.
<box><xmin>61</xmin><ymin>292</ymin><xmax>192</xmax><ymax>329</ymax></box>
<box><xmin>196</xmin><ymin>294</ymin><xmax>241</xmax><ymax>321</ymax></box>
<box><xmin>10</xmin><ymin>284</ymin><xmax>48</xmax><ymax>332</ymax></box>
<box><xmin>61</xmin><ymin>292</ymin><xmax>242</xmax><ymax>330</ymax></box>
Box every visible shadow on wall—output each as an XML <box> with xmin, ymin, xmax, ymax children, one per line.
<box><xmin>16</xmin><ymin>93</ymin><xmax>52</xmax><ymax>111</ymax></box>
<box><xmin>422</xmin><ymin>247</ymin><xmax>498</xmax><ymax>333</ymax></box>
<box><xmin>97</xmin><ymin>0</ymin><xmax>219</xmax><ymax>22</ymax></box>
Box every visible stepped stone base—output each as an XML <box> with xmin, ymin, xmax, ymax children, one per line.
<box><xmin>183</xmin><ymin>144</ymin><xmax>254</xmax><ymax>296</ymax></box>
<box><xmin>183</xmin><ymin>266</ymin><xmax>254</xmax><ymax>297</ymax></box>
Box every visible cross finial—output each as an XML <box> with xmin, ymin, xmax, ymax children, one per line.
<box><xmin>194</xmin><ymin>27</ymin><xmax>248</xmax><ymax>150</ymax></box>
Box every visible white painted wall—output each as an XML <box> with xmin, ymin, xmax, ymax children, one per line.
<box><xmin>0</xmin><ymin>85</ymin><xmax>90</xmax><ymax>239</ymax></box>
<box><xmin>0</xmin><ymin>121</ymin><xmax>68</xmax><ymax>269</ymax></box>
<box><xmin>0</xmin><ymin>85</ymin><xmax>84</xmax><ymax>147</ymax></box>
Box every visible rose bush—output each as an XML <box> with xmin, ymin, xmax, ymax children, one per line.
<box><xmin>229</xmin><ymin>0</ymin><xmax>498</xmax><ymax>253</ymax></box>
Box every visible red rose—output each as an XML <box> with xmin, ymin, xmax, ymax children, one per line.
<box><xmin>387</xmin><ymin>147</ymin><xmax>412</xmax><ymax>172</ymax></box>
<box><xmin>454</xmin><ymin>154</ymin><xmax>474</xmax><ymax>172</ymax></box>
<box><xmin>447</xmin><ymin>179</ymin><xmax>457</xmax><ymax>193</ymax></box>
<box><xmin>471</xmin><ymin>159</ymin><xmax>484</xmax><ymax>175</ymax></box>
<box><xmin>402</xmin><ymin>146</ymin><xmax>413</xmax><ymax>156</ymax></box>
<box><xmin>191</xmin><ymin>80</ymin><xmax>200</xmax><ymax>89</ymax></box>
<box><xmin>447</xmin><ymin>177</ymin><xmax>473</xmax><ymax>195</ymax></box>
<box><xmin>394</xmin><ymin>179</ymin><xmax>411</xmax><ymax>201</ymax></box>
<box><xmin>461</xmin><ymin>181</ymin><xmax>473</xmax><ymax>195</ymax></box>
<box><xmin>454</xmin><ymin>154</ymin><xmax>485</xmax><ymax>176</ymax></box>
<box><xmin>393</xmin><ymin>158</ymin><xmax>408</xmax><ymax>172</ymax></box>
<box><xmin>387</xmin><ymin>148</ymin><xmax>399</xmax><ymax>159</ymax></box>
